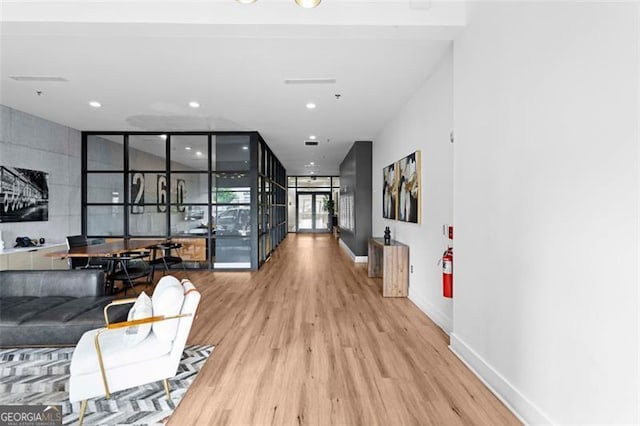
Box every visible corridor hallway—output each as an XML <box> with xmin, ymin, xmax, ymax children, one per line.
<box><xmin>171</xmin><ymin>234</ymin><xmax>520</xmax><ymax>425</ymax></box>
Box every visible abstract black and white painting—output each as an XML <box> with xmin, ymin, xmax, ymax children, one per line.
<box><xmin>398</xmin><ymin>151</ymin><xmax>421</xmax><ymax>224</ymax></box>
<box><xmin>382</xmin><ymin>162</ymin><xmax>398</xmax><ymax>219</ymax></box>
<box><xmin>0</xmin><ymin>166</ymin><xmax>49</xmax><ymax>223</ymax></box>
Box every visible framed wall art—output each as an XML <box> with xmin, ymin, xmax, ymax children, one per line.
<box><xmin>397</xmin><ymin>151</ymin><xmax>421</xmax><ymax>224</ymax></box>
<box><xmin>0</xmin><ymin>166</ymin><xmax>49</xmax><ymax>223</ymax></box>
<box><xmin>382</xmin><ymin>162</ymin><xmax>398</xmax><ymax>219</ymax></box>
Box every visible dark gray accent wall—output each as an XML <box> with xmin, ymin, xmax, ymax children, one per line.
<box><xmin>339</xmin><ymin>141</ymin><xmax>372</xmax><ymax>257</ymax></box>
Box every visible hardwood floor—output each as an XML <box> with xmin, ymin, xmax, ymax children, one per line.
<box><xmin>168</xmin><ymin>234</ymin><xmax>520</xmax><ymax>425</ymax></box>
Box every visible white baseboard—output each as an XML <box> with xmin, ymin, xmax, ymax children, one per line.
<box><xmin>339</xmin><ymin>239</ymin><xmax>368</xmax><ymax>263</ymax></box>
<box><xmin>449</xmin><ymin>333</ymin><xmax>553</xmax><ymax>425</ymax></box>
<box><xmin>407</xmin><ymin>292</ymin><xmax>452</xmax><ymax>335</ymax></box>
<box><xmin>214</xmin><ymin>262</ymin><xmax>251</xmax><ymax>269</ymax></box>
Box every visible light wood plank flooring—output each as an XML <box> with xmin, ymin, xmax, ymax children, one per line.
<box><xmin>168</xmin><ymin>234</ymin><xmax>520</xmax><ymax>425</ymax></box>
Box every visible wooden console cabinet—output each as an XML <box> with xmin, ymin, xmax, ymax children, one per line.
<box><xmin>367</xmin><ymin>238</ymin><xmax>409</xmax><ymax>297</ymax></box>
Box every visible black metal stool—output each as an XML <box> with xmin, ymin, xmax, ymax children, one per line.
<box><xmin>107</xmin><ymin>251</ymin><xmax>153</xmax><ymax>295</ymax></box>
<box><xmin>149</xmin><ymin>242</ymin><xmax>186</xmax><ymax>276</ymax></box>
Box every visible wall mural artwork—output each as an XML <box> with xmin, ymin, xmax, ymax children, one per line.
<box><xmin>382</xmin><ymin>162</ymin><xmax>398</xmax><ymax>220</ymax></box>
<box><xmin>130</xmin><ymin>172</ymin><xmax>145</xmax><ymax>214</ymax></box>
<box><xmin>397</xmin><ymin>151</ymin><xmax>421</xmax><ymax>223</ymax></box>
<box><xmin>157</xmin><ymin>175</ymin><xmax>167</xmax><ymax>213</ymax></box>
<box><xmin>176</xmin><ymin>179</ymin><xmax>186</xmax><ymax>212</ymax></box>
<box><xmin>129</xmin><ymin>175</ymin><xmax>184</xmax><ymax>214</ymax></box>
<box><xmin>0</xmin><ymin>166</ymin><xmax>49</xmax><ymax>223</ymax></box>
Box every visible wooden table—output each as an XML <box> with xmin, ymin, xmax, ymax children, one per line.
<box><xmin>368</xmin><ymin>238</ymin><xmax>409</xmax><ymax>297</ymax></box>
<box><xmin>47</xmin><ymin>238</ymin><xmax>167</xmax><ymax>294</ymax></box>
<box><xmin>46</xmin><ymin>239</ymin><xmax>166</xmax><ymax>259</ymax></box>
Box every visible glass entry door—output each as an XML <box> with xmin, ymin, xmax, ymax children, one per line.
<box><xmin>297</xmin><ymin>192</ymin><xmax>330</xmax><ymax>232</ymax></box>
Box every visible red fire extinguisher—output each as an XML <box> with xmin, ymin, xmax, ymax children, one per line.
<box><xmin>442</xmin><ymin>247</ymin><xmax>453</xmax><ymax>298</ymax></box>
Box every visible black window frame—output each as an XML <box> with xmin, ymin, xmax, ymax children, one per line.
<box><xmin>82</xmin><ymin>131</ymin><xmax>286</xmax><ymax>271</ymax></box>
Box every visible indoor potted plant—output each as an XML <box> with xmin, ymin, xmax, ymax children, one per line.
<box><xmin>323</xmin><ymin>196</ymin><xmax>336</xmax><ymax>230</ymax></box>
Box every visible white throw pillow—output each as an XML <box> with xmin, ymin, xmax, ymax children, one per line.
<box><xmin>151</xmin><ymin>276</ymin><xmax>185</xmax><ymax>342</ymax></box>
<box><xmin>122</xmin><ymin>291</ymin><xmax>153</xmax><ymax>347</ymax></box>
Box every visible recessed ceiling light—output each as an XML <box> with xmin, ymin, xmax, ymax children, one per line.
<box><xmin>310</xmin><ymin>171</ymin><xmax>315</xmax><ymax>175</ymax></box>
<box><xmin>196</xmin><ymin>151</ymin><xmax>203</xmax><ymax>156</ymax></box>
<box><xmin>242</xmin><ymin>146</ymin><xmax>248</xmax><ymax>150</ymax></box>
<box><xmin>185</xmin><ymin>146</ymin><xmax>192</xmax><ymax>150</ymax></box>
<box><xmin>310</xmin><ymin>162</ymin><xmax>315</xmax><ymax>165</ymax></box>
<box><xmin>88</xmin><ymin>101</ymin><xmax>101</xmax><ymax>108</ymax></box>
<box><xmin>189</xmin><ymin>101</ymin><xmax>200</xmax><ymax>108</ymax></box>
<box><xmin>305</xmin><ymin>102</ymin><xmax>316</xmax><ymax>110</ymax></box>
<box><xmin>309</xmin><ymin>135</ymin><xmax>317</xmax><ymax>140</ymax></box>
<box><xmin>295</xmin><ymin>0</ymin><xmax>321</xmax><ymax>8</ymax></box>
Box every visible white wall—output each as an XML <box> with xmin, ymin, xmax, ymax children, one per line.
<box><xmin>452</xmin><ymin>2</ymin><xmax>639</xmax><ymax>424</ymax></box>
<box><xmin>0</xmin><ymin>105</ymin><xmax>81</xmax><ymax>246</ymax></box>
<box><xmin>372</xmin><ymin>47</ymin><xmax>454</xmax><ymax>332</ymax></box>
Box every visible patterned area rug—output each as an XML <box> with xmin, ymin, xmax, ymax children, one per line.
<box><xmin>0</xmin><ymin>345</ymin><xmax>213</xmax><ymax>425</ymax></box>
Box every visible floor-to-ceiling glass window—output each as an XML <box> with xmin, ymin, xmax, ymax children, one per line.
<box><xmin>212</xmin><ymin>135</ymin><xmax>252</xmax><ymax>268</ymax></box>
<box><xmin>85</xmin><ymin>134</ymin><xmax>125</xmax><ymax>236</ymax></box>
<box><xmin>287</xmin><ymin>177</ymin><xmax>297</xmax><ymax>233</ymax></box>
<box><xmin>127</xmin><ymin>134</ymin><xmax>169</xmax><ymax>238</ymax></box>
<box><xmin>257</xmin><ymin>142</ymin><xmax>286</xmax><ymax>266</ymax></box>
<box><xmin>167</xmin><ymin>135</ymin><xmax>209</xmax><ymax>268</ymax></box>
<box><xmin>287</xmin><ymin>176</ymin><xmax>339</xmax><ymax>233</ymax></box>
<box><xmin>82</xmin><ymin>131</ymin><xmax>285</xmax><ymax>270</ymax></box>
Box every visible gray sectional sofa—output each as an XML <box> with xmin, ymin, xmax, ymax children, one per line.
<box><xmin>0</xmin><ymin>270</ymin><xmax>129</xmax><ymax>347</ymax></box>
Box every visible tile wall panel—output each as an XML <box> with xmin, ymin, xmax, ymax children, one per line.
<box><xmin>0</xmin><ymin>105</ymin><xmax>81</xmax><ymax>248</ymax></box>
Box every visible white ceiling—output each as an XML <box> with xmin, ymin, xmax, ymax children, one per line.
<box><xmin>0</xmin><ymin>1</ymin><xmax>461</xmax><ymax>175</ymax></box>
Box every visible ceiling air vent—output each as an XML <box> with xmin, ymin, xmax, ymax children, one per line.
<box><xmin>305</xmin><ymin>141</ymin><xmax>319</xmax><ymax>146</ymax></box>
<box><xmin>284</xmin><ymin>78</ymin><xmax>336</xmax><ymax>85</ymax></box>
<box><xmin>9</xmin><ymin>76</ymin><xmax>68</xmax><ymax>82</ymax></box>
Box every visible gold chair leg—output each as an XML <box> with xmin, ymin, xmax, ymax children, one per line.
<box><xmin>94</xmin><ymin>330</ymin><xmax>111</xmax><ymax>398</ymax></box>
<box><xmin>78</xmin><ymin>400</ymin><xmax>87</xmax><ymax>426</ymax></box>
<box><xmin>163</xmin><ymin>379</ymin><xmax>170</xmax><ymax>400</ymax></box>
